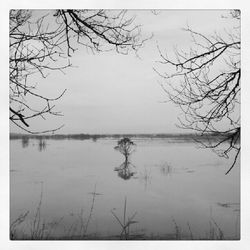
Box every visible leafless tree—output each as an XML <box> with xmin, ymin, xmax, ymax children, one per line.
<box><xmin>9</xmin><ymin>9</ymin><xmax>147</xmax><ymax>133</ymax></box>
<box><xmin>114</xmin><ymin>137</ymin><xmax>136</xmax><ymax>162</ymax></box>
<box><xmin>154</xmin><ymin>10</ymin><xmax>240</xmax><ymax>174</ymax></box>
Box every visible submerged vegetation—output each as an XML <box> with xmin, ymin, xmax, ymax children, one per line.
<box><xmin>10</xmin><ymin>190</ymin><xmax>239</xmax><ymax>240</ymax></box>
<box><xmin>114</xmin><ymin>138</ymin><xmax>137</xmax><ymax>180</ymax></box>
<box><xmin>114</xmin><ymin>138</ymin><xmax>136</xmax><ymax>162</ymax></box>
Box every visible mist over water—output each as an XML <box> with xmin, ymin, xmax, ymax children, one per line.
<box><xmin>10</xmin><ymin>138</ymin><xmax>240</xmax><ymax>239</ymax></box>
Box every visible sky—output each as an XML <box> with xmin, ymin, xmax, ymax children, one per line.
<box><xmin>10</xmin><ymin>10</ymin><xmax>238</xmax><ymax>134</ymax></box>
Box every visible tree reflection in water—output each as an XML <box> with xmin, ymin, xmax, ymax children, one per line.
<box><xmin>114</xmin><ymin>160</ymin><xmax>136</xmax><ymax>180</ymax></box>
<box><xmin>21</xmin><ymin>137</ymin><xmax>29</xmax><ymax>148</ymax></box>
<box><xmin>38</xmin><ymin>139</ymin><xmax>47</xmax><ymax>152</ymax></box>
<box><xmin>159</xmin><ymin>162</ymin><xmax>173</xmax><ymax>177</ymax></box>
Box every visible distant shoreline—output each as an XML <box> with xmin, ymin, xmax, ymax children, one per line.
<box><xmin>10</xmin><ymin>132</ymin><xmax>236</xmax><ymax>143</ymax></box>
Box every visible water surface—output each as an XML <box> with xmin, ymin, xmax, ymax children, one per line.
<box><xmin>10</xmin><ymin>138</ymin><xmax>240</xmax><ymax>239</ymax></box>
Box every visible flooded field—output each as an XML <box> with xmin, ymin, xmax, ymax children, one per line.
<box><xmin>10</xmin><ymin>138</ymin><xmax>240</xmax><ymax>239</ymax></box>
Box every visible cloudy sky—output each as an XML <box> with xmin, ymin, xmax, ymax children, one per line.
<box><xmin>10</xmin><ymin>10</ymin><xmax>237</xmax><ymax>134</ymax></box>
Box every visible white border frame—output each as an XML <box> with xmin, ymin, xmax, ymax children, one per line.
<box><xmin>1</xmin><ymin>1</ymin><xmax>249</xmax><ymax>249</ymax></box>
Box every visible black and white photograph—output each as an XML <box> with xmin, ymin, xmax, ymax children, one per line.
<box><xmin>8</xmin><ymin>7</ymin><xmax>242</xmax><ymax>242</ymax></box>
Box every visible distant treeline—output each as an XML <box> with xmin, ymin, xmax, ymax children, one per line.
<box><xmin>10</xmin><ymin>132</ymin><xmax>238</xmax><ymax>143</ymax></box>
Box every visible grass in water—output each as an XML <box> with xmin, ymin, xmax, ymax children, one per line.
<box><xmin>10</xmin><ymin>189</ymin><xmax>238</xmax><ymax>240</ymax></box>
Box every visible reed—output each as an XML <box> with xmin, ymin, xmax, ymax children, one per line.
<box><xmin>10</xmin><ymin>190</ymin><xmax>236</xmax><ymax>240</ymax></box>
<box><xmin>10</xmin><ymin>211</ymin><xmax>29</xmax><ymax>240</ymax></box>
<box><xmin>111</xmin><ymin>197</ymin><xmax>140</xmax><ymax>240</ymax></box>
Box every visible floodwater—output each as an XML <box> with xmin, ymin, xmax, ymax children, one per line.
<box><xmin>10</xmin><ymin>138</ymin><xmax>240</xmax><ymax>239</ymax></box>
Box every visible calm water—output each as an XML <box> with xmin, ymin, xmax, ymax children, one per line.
<box><xmin>10</xmin><ymin>138</ymin><xmax>240</xmax><ymax>239</ymax></box>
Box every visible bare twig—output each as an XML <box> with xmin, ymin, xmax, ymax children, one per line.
<box><xmin>155</xmin><ymin>10</ymin><xmax>240</xmax><ymax>173</ymax></box>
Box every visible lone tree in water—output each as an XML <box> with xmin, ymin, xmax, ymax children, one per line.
<box><xmin>154</xmin><ymin>10</ymin><xmax>240</xmax><ymax>174</ymax></box>
<box><xmin>114</xmin><ymin>138</ymin><xmax>136</xmax><ymax>162</ymax></box>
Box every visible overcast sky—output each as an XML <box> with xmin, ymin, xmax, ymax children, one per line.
<box><xmin>10</xmin><ymin>10</ymin><xmax>237</xmax><ymax>134</ymax></box>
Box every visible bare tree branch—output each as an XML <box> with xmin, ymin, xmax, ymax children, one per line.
<box><xmin>155</xmin><ymin>10</ymin><xmax>240</xmax><ymax>174</ymax></box>
<box><xmin>10</xmin><ymin>9</ymin><xmax>148</xmax><ymax>133</ymax></box>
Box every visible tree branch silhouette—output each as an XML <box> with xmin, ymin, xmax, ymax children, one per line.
<box><xmin>10</xmin><ymin>9</ymin><xmax>148</xmax><ymax>133</ymax></box>
<box><xmin>154</xmin><ymin>10</ymin><xmax>240</xmax><ymax>174</ymax></box>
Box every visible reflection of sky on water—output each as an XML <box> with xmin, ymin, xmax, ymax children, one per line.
<box><xmin>10</xmin><ymin>138</ymin><xmax>240</xmax><ymax>239</ymax></box>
